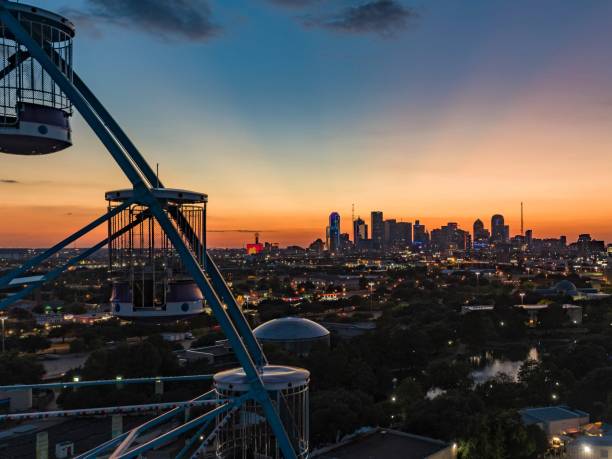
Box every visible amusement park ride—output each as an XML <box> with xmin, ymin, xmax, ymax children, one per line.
<box><xmin>0</xmin><ymin>2</ymin><xmax>308</xmax><ymax>458</ymax></box>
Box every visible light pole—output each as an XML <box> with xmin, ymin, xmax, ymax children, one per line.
<box><xmin>0</xmin><ymin>316</ymin><xmax>6</xmax><ymax>353</ymax></box>
<box><xmin>475</xmin><ymin>272</ymin><xmax>480</xmax><ymax>297</ymax></box>
<box><xmin>519</xmin><ymin>292</ymin><xmax>525</xmax><ymax>306</ymax></box>
<box><xmin>368</xmin><ymin>282</ymin><xmax>375</xmax><ymax>313</ymax></box>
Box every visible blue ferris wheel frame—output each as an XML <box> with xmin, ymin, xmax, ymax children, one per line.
<box><xmin>0</xmin><ymin>2</ymin><xmax>298</xmax><ymax>458</ymax></box>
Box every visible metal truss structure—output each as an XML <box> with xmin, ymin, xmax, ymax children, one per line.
<box><xmin>0</xmin><ymin>2</ymin><xmax>300</xmax><ymax>457</ymax></box>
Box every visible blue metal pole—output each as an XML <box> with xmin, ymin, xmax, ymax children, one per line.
<box><xmin>0</xmin><ymin>7</ymin><xmax>297</xmax><ymax>458</ymax></box>
<box><xmin>0</xmin><ymin>6</ymin><xmax>145</xmax><ymax>187</ymax></box>
<box><xmin>140</xmin><ymin>192</ymin><xmax>297</xmax><ymax>459</ymax></box>
<box><xmin>72</xmin><ymin>73</ymin><xmax>161</xmax><ymax>189</ymax></box>
<box><xmin>168</xmin><ymin>207</ymin><xmax>267</xmax><ymax>367</ymax></box>
<box><xmin>0</xmin><ymin>207</ymin><xmax>143</xmax><ymax>312</ymax></box>
<box><xmin>174</xmin><ymin>418</ymin><xmax>214</xmax><ymax>459</ymax></box>
<box><xmin>0</xmin><ymin>374</ymin><xmax>214</xmax><ymax>392</ymax></box>
<box><xmin>116</xmin><ymin>400</ymin><xmax>238</xmax><ymax>459</ymax></box>
<box><xmin>0</xmin><ymin>200</ymin><xmax>132</xmax><ymax>289</ymax></box>
<box><xmin>76</xmin><ymin>390</ymin><xmax>217</xmax><ymax>459</ymax></box>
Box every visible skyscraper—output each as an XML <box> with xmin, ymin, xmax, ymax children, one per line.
<box><xmin>384</xmin><ymin>219</ymin><xmax>397</xmax><ymax>248</ymax></box>
<box><xmin>491</xmin><ymin>214</ymin><xmax>509</xmax><ymax>242</ymax></box>
<box><xmin>328</xmin><ymin>212</ymin><xmax>341</xmax><ymax>253</ymax></box>
<box><xmin>431</xmin><ymin>222</ymin><xmax>471</xmax><ymax>252</ymax></box>
<box><xmin>396</xmin><ymin>222</ymin><xmax>412</xmax><ymax>248</ymax></box>
<box><xmin>413</xmin><ymin>220</ymin><xmax>428</xmax><ymax>247</ymax></box>
<box><xmin>353</xmin><ymin>217</ymin><xmax>368</xmax><ymax>248</ymax></box>
<box><xmin>371</xmin><ymin>211</ymin><xmax>384</xmax><ymax>250</ymax></box>
<box><xmin>473</xmin><ymin>219</ymin><xmax>490</xmax><ymax>241</ymax></box>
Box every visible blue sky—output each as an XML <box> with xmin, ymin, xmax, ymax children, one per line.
<box><xmin>2</xmin><ymin>0</ymin><xmax>612</xmax><ymax>247</ymax></box>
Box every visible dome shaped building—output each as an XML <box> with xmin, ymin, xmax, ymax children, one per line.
<box><xmin>253</xmin><ymin>317</ymin><xmax>330</xmax><ymax>355</ymax></box>
<box><xmin>552</xmin><ymin>280</ymin><xmax>578</xmax><ymax>296</ymax></box>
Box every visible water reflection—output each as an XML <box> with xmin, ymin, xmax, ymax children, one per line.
<box><xmin>470</xmin><ymin>347</ymin><xmax>539</xmax><ymax>384</ymax></box>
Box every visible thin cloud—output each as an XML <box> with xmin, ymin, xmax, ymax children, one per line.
<box><xmin>268</xmin><ymin>0</ymin><xmax>320</xmax><ymax>7</ymax></box>
<box><xmin>0</xmin><ymin>179</ymin><xmax>19</xmax><ymax>184</ymax></box>
<box><xmin>61</xmin><ymin>0</ymin><xmax>219</xmax><ymax>42</ymax></box>
<box><xmin>305</xmin><ymin>0</ymin><xmax>416</xmax><ymax>36</ymax></box>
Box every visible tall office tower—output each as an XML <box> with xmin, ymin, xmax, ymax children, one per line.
<box><xmin>340</xmin><ymin>233</ymin><xmax>351</xmax><ymax>251</ymax></box>
<box><xmin>371</xmin><ymin>211</ymin><xmax>384</xmax><ymax>250</ymax></box>
<box><xmin>473</xmin><ymin>218</ymin><xmax>490</xmax><ymax>241</ymax></box>
<box><xmin>525</xmin><ymin>229</ymin><xmax>533</xmax><ymax>247</ymax></box>
<box><xmin>353</xmin><ymin>217</ymin><xmax>368</xmax><ymax>248</ymax></box>
<box><xmin>328</xmin><ymin>212</ymin><xmax>341</xmax><ymax>253</ymax></box>
<box><xmin>491</xmin><ymin>214</ymin><xmax>509</xmax><ymax>242</ymax></box>
<box><xmin>396</xmin><ymin>222</ymin><xmax>412</xmax><ymax>248</ymax></box>
<box><xmin>384</xmin><ymin>219</ymin><xmax>397</xmax><ymax>248</ymax></box>
<box><xmin>413</xmin><ymin>219</ymin><xmax>428</xmax><ymax>247</ymax></box>
<box><xmin>430</xmin><ymin>222</ymin><xmax>471</xmax><ymax>252</ymax></box>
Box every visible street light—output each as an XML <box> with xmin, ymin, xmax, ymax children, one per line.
<box><xmin>475</xmin><ymin>272</ymin><xmax>480</xmax><ymax>296</ymax></box>
<box><xmin>368</xmin><ymin>282</ymin><xmax>375</xmax><ymax>313</ymax></box>
<box><xmin>519</xmin><ymin>292</ymin><xmax>525</xmax><ymax>306</ymax></box>
<box><xmin>0</xmin><ymin>316</ymin><xmax>6</xmax><ymax>353</ymax></box>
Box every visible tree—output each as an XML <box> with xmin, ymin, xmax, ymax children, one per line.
<box><xmin>19</xmin><ymin>335</ymin><xmax>51</xmax><ymax>353</ymax></box>
<box><xmin>69</xmin><ymin>338</ymin><xmax>86</xmax><ymax>353</ymax></box>
<box><xmin>0</xmin><ymin>352</ymin><xmax>44</xmax><ymax>384</ymax></box>
<box><xmin>396</xmin><ymin>377</ymin><xmax>425</xmax><ymax>417</ymax></box>
<box><xmin>539</xmin><ymin>303</ymin><xmax>567</xmax><ymax>329</ymax></box>
<box><xmin>310</xmin><ymin>389</ymin><xmax>385</xmax><ymax>444</ymax></box>
<box><xmin>426</xmin><ymin>360</ymin><xmax>473</xmax><ymax>391</ymax></box>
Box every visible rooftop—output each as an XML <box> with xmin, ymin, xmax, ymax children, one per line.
<box><xmin>314</xmin><ymin>429</ymin><xmax>452</xmax><ymax>459</ymax></box>
<box><xmin>253</xmin><ymin>317</ymin><xmax>330</xmax><ymax>342</ymax></box>
<box><xmin>520</xmin><ymin>406</ymin><xmax>589</xmax><ymax>424</ymax></box>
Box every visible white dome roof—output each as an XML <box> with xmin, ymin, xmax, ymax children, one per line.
<box><xmin>253</xmin><ymin>317</ymin><xmax>330</xmax><ymax>342</ymax></box>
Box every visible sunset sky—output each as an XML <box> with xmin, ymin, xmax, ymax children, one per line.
<box><xmin>2</xmin><ymin>0</ymin><xmax>612</xmax><ymax>247</ymax></box>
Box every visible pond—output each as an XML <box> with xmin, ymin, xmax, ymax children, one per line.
<box><xmin>470</xmin><ymin>347</ymin><xmax>539</xmax><ymax>384</ymax></box>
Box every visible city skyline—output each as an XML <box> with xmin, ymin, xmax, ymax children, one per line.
<box><xmin>3</xmin><ymin>0</ymin><xmax>612</xmax><ymax>247</ymax></box>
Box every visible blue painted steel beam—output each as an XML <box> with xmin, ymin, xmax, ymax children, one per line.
<box><xmin>168</xmin><ymin>206</ymin><xmax>267</xmax><ymax>368</ymax></box>
<box><xmin>76</xmin><ymin>433</ymin><xmax>130</xmax><ymax>459</ymax></box>
<box><xmin>140</xmin><ymin>193</ymin><xmax>297</xmax><ymax>458</ymax></box>
<box><xmin>76</xmin><ymin>390</ymin><xmax>216</xmax><ymax>459</ymax></box>
<box><xmin>116</xmin><ymin>400</ymin><xmax>240</xmax><ymax>459</ymax></box>
<box><xmin>0</xmin><ymin>6</ymin><xmax>145</xmax><ymax>187</ymax></box>
<box><xmin>0</xmin><ymin>374</ymin><xmax>214</xmax><ymax>392</ymax></box>
<box><xmin>72</xmin><ymin>72</ymin><xmax>162</xmax><ymax>189</ymax></box>
<box><xmin>0</xmin><ymin>399</ymin><xmax>223</xmax><ymax>422</ymax></box>
<box><xmin>0</xmin><ymin>208</ymin><xmax>145</xmax><ymax>312</ymax></box>
<box><xmin>0</xmin><ymin>7</ymin><xmax>297</xmax><ymax>458</ymax></box>
<box><xmin>0</xmin><ymin>200</ymin><xmax>132</xmax><ymax>289</ymax></box>
<box><xmin>0</xmin><ymin>49</ymin><xmax>29</xmax><ymax>81</ymax></box>
<box><xmin>174</xmin><ymin>418</ymin><xmax>214</xmax><ymax>459</ymax></box>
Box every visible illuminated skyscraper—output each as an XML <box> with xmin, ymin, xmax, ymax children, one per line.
<box><xmin>473</xmin><ymin>218</ymin><xmax>490</xmax><ymax>241</ymax></box>
<box><xmin>371</xmin><ymin>211</ymin><xmax>384</xmax><ymax>250</ymax></box>
<box><xmin>491</xmin><ymin>214</ymin><xmax>509</xmax><ymax>242</ymax></box>
<box><xmin>353</xmin><ymin>217</ymin><xmax>368</xmax><ymax>248</ymax></box>
<box><xmin>396</xmin><ymin>222</ymin><xmax>412</xmax><ymax>248</ymax></box>
<box><xmin>328</xmin><ymin>212</ymin><xmax>341</xmax><ymax>253</ymax></box>
<box><xmin>384</xmin><ymin>219</ymin><xmax>397</xmax><ymax>247</ymax></box>
<box><xmin>413</xmin><ymin>220</ymin><xmax>428</xmax><ymax>247</ymax></box>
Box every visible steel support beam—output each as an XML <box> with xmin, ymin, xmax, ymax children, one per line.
<box><xmin>168</xmin><ymin>206</ymin><xmax>267</xmax><ymax>368</ymax></box>
<box><xmin>0</xmin><ymin>399</ymin><xmax>223</xmax><ymax>422</ymax></box>
<box><xmin>0</xmin><ymin>374</ymin><xmax>214</xmax><ymax>392</ymax></box>
<box><xmin>116</xmin><ymin>400</ymin><xmax>239</xmax><ymax>459</ymax></box>
<box><xmin>0</xmin><ymin>6</ymin><xmax>298</xmax><ymax>458</ymax></box>
<box><xmin>76</xmin><ymin>390</ymin><xmax>216</xmax><ymax>459</ymax></box>
<box><xmin>0</xmin><ymin>200</ymin><xmax>132</xmax><ymax>289</ymax></box>
<box><xmin>0</xmin><ymin>207</ymin><xmax>144</xmax><ymax>312</ymax></box>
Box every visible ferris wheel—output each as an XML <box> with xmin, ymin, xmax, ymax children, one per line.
<box><xmin>0</xmin><ymin>2</ymin><xmax>308</xmax><ymax>458</ymax></box>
